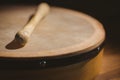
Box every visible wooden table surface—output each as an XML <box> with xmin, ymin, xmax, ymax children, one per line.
<box><xmin>95</xmin><ymin>45</ymin><xmax>120</xmax><ymax>80</ymax></box>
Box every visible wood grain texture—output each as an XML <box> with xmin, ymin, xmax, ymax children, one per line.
<box><xmin>95</xmin><ymin>45</ymin><xmax>120</xmax><ymax>80</ymax></box>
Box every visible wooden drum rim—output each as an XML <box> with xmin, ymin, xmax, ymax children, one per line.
<box><xmin>0</xmin><ymin>43</ymin><xmax>104</xmax><ymax>69</ymax></box>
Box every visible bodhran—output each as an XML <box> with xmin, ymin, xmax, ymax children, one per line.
<box><xmin>0</xmin><ymin>5</ymin><xmax>105</xmax><ymax>80</ymax></box>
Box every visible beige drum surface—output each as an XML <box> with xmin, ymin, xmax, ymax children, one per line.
<box><xmin>0</xmin><ymin>5</ymin><xmax>105</xmax><ymax>58</ymax></box>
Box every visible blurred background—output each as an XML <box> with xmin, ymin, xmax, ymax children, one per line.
<box><xmin>0</xmin><ymin>0</ymin><xmax>120</xmax><ymax>79</ymax></box>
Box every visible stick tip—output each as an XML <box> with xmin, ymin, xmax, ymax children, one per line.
<box><xmin>15</xmin><ymin>32</ymin><xmax>28</xmax><ymax>46</ymax></box>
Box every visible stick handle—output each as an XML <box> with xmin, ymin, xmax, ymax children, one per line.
<box><xmin>15</xmin><ymin>3</ymin><xmax>50</xmax><ymax>46</ymax></box>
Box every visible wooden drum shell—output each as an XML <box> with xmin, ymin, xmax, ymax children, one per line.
<box><xmin>0</xmin><ymin>49</ymin><xmax>103</xmax><ymax>80</ymax></box>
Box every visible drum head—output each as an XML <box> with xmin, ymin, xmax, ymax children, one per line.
<box><xmin>0</xmin><ymin>5</ymin><xmax>105</xmax><ymax>58</ymax></box>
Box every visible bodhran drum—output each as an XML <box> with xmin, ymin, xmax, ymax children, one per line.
<box><xmin>0</xmin><ymin>5</ymin><xmax>105</xmax><ymax>80</ymax></box>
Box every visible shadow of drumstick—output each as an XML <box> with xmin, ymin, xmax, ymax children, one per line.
<box><xmin>6</xmin><ymin>39</ymin><xmax>24</xmax><ymax>49</ymax></box>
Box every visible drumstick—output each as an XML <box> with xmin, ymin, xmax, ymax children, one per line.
<box><xmin>15</xmin><ymin>3</ymin><xmax>50</xmax><ymax>46</ymax></box>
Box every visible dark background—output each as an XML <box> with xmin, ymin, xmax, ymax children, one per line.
<box><xmin>0</xmin><ymin>0</ymin><xmax>120</xmax><ymax>48</ymax></box>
